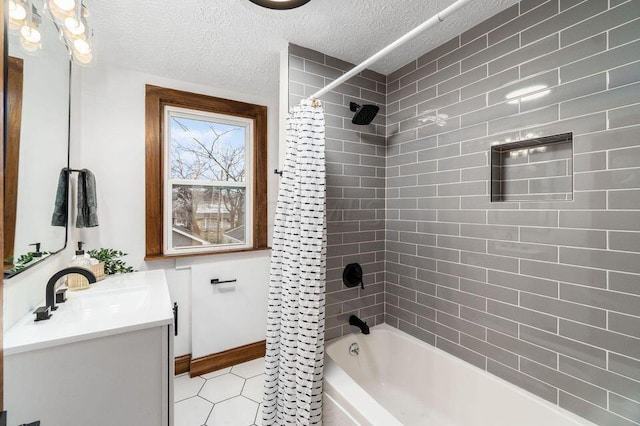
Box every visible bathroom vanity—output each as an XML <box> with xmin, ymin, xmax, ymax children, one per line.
<box><xmin>4</xmin><ymin>270</ymin><xmax>174</xmax><ymax>426</ymax></box>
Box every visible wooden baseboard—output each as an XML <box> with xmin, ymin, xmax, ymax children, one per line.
<box><xmin>175</xmin><ymin>354</ymin><xmax>192</xmax><ymax>375</ymax></box>
<box><xmin>189</xmin><ymin>340</ymin><xmax>266</xmax><ymax>378</ymax></box>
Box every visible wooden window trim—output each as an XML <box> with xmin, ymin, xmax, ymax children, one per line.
<box><xmin>145</xmin><ymin>85</ymin><xmax>268</xmax><ymax>260</ymax></box>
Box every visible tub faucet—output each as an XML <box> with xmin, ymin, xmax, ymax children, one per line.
<box><xmin>349</xmin><ymin>315</ymin><xmax>370</xmax><ymax>335</ymax></box>
<box><xmin>35</xmin><ymin>267</ymin><xmax>97</xmax><ymax>321</ymax></box>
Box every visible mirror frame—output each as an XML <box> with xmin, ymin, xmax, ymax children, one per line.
<box><xmin>4</xmin><ymin>56</ymin><xmax>23</xmax><ymax>270</ymax></box>
<box><xmin>3</xmin><ymin>38</ymin><xmax>72</xmax><ymax>278</ymax></box>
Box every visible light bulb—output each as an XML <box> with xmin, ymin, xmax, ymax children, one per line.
<box><xmin>20</xmin><ymin>36</ymin><xmax>40</xmax><ymax>52</ymax></box>
<box><xmin>20</xmin><ymin>25</ymin><xmax>41</xmax><ymax>43</ymax></box>
<box><xmin>48</xmin><ymin>0</ymin><xmax>74</xmax><ymax>20</ymax></box>
<box><xmin>73</xmin><ymin>38</ymin><xmax>91</xmax><ymax>55</ymax></box>
<box><xmin>74</xmin><ymin>50</ymin><xmax>92</xmax><ymax>65</ymax></box>
<box><xmin>65</xmin><ymin>16</ymin><xmax>85</xmax><ymax>35</ymax></box>
<box><xmin>53</xmin><ymin>0</ymin><xmax>75</xmax><ymax>11</ymax></box>
<box><xmin>9</xmin><ymin>1</ymin><xmax>27</xmax><ymax>20</ymax></box>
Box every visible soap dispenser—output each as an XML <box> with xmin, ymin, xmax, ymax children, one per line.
<box><xmin>29</xmin><ymin>242</ymin><xmax>43</xmax><ymax>258</ymax></box>
<box><xmin>68</xmin><ymin>242</ymin><xmax>92</xmax><ymax>291</ymax></box>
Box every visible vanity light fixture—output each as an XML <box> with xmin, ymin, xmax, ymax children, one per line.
<box><xmin>9</xmin><ymin>0</ymin><xmax>27</xmax><ymax>33</ymax></box>
<box><xmin>52</xmin><ymin>0</ymin><xmax>75</xmax><ymax>10</ymax></box>
<box><xmin>9</xmin><ymin>0</ymin><xmax>28</xmax><ymax>31</ymax></box>
<box><xmin>51</xmin><ymin>0</ymin><xmax>95</xmax><ymax>66</ymax></box>
<box><xmin>18</xmin><ymin>0</ymin><xmax>42</xmax><ymax>52</ymax></box>
<box><xmin>73</xmin><ymin>38</ymin><xmax>90</xmax><ymax>54</ymax></box>
<box><xmin>48</xmin><ymin>0</ymin><xmax>75</xmax><ymax>20</ymax></box>
<box><xmin>248</xmin><ymin>0</ymin><xmax>312</xmax><ymax>10</ymax></box>
<box><xmin>20</xmin><ymin>23</ymin><xmax>41</xmax><ymax>46</ymax></box>
<box><xmin>64</xmin><ymin>14</ymin><xmax>85</xmax><ymax>36</ymax></box>
<box><xmin>62</xmin><ymin>4</ymin><xmax>94</xmax><ymax>64</ymax></box>
<box><xmin>10</xmin><ymin>0</ymin><xmax>95</xmax><ymax>64</ymax></box>
<box><xmin>71</xmin><ymin>26</ymin><xmax>94</xmax><ymax>65</ymax></box>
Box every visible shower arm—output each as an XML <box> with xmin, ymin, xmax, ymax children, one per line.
<box><xmin>307</xmin><ymin>0</ymin><xmax>473</xmax><ymax>102</ymax></box>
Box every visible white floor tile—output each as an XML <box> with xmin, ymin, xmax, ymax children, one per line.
<box><xmin>231</xmin><ymin>357</ymin><xmax>265</xmax><ymax>379</ymax></box>
<box><xmin>201</xmin><ymin>367</ymin><xmax>232</xmax><ymax>380</ymax></box>
<box><xmin>199</xmin><ymin>373</ymin><xmax>245</xmax><ymax>403</ymax></box>
<box><xmin>174</xmin><ymin>396</ymin><xmax>213</xmax><ymax>426</ymax></box>
<box><xmin>241</xmin><ymin>374</ymin><xmax>265</xmax><ymax>403</ymax></box>
<box><xmin>254</xmin><ymin>403</ymin><xmax>263</xmax><ymax>426</ymax></box>
<box><xmin>207</xmin><ymin>396</ymin><xmax>258</xmax><ymax>426</ymax></box>
<box><xmin>175</xmin><ymin>374</ymin><xmax>206</xmax><ymax>402</ymax></box>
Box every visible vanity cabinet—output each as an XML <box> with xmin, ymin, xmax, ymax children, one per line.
<box><xmin>4</xmin><ymin>270</ymin><xmax>174</xmax><ymax>426</ymax></box>
<box><xmin>5</xmin><ymin>325</ymin><xmax>173</xmax><ymax>426</ymax></box>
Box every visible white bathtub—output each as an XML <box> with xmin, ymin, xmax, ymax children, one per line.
<box><xmin>324</xmin><ymin>324</ymin><xmax>594</xmax><ymax>426</ymax></box>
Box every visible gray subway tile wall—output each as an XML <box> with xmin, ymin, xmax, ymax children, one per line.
<box><xmin>288</xmin><ymin>44</ymin><xmax>387</xmax><ymax>340</ymax></box>
<box><xmin>383</xmin><ymin>0</ymin><xmax>640</xmax><ymax>424</ymax></box>
<box><xmin>289</xmin><ymin>0</ymin><xmax>640</xmax><ymax>424</ymax></box>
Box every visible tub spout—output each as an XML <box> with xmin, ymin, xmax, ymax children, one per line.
<box><xmin>349</xmin><ymin>315</ymin><xmax>370</xmax><ymax>335</ymax></box>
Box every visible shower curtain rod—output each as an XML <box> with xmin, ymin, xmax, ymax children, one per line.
<box><xmin>308</xmin><ymin>0</ymin><xmax>473</xmax><ymax>102</ymax></box>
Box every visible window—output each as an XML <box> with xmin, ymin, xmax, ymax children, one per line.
<box><xmin>145</xmin><ymin>85</ymin><xmax>267</xmax><ymax>259</ymax></box>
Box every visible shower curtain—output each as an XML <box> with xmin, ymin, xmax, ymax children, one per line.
<box><xmin>263</xmin><ymin>99</ymin><xmax>327</xmax><ymax>426</ymax></box>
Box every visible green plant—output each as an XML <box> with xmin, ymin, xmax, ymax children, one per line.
<box><xmin>7</xmin><ymin>250</ymin><xmax>51</xmax><ymax>272</ymax></box>
<box><xmin>87</xmin><ymin>248</ymin><xmax>134</xmax><ymax>275</ymax></box>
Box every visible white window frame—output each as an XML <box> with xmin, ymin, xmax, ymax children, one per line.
<box><xmin>163</xmin><ymin>106</ymin><xmax>254</xmax><ymax>255</ymax></box>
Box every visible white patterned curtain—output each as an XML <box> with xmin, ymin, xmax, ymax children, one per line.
<box><xmin>263</xmin><ymin>99</ymin><xmax>327</xmax><ymax>426</ymax></box>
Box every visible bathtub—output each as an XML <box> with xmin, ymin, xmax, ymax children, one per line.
<box><xmin>324</xmin><ymin>324</ymin><xmax>594</xmax><ymax>426</ymax></box>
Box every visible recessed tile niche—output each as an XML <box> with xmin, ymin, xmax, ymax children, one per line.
<box><xmin>491</xmin><ymin>133</ymin><xmax>573</xmax><ymax>202</ymax></box>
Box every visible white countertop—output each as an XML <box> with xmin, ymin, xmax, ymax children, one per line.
<box><xmin>4</xmin><ymin>270</ymin><xmax>174</xmax><ymax>356</ymax></box>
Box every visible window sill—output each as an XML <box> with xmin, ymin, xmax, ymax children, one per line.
<box><xmin>144</xmin><ymin>246</ymin><xmax>271</xmax><ymax>262</ymax></box>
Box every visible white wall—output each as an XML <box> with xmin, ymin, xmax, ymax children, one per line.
<box><xmin>75</xmin><ymin>64</ymin><xmax>279</xmax><ymax>356</ymax></box>
<box><xmin>190</xmin><ymin>251</ymin><xmax>270</xmax><ymax>358</ymax></box>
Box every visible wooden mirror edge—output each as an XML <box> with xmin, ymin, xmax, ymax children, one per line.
<box><xmin>3</xmin><ymin>56</ymin><xmax>23</xmax><ymax>269</ymax></box>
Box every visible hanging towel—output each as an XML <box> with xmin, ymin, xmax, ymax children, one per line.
<box><xmin>76</xmin><ymin>169</ymin><xmax>99</xmax><ymax>228</ymax></box>
<box><xmin>51</xmin><ymin>168</ymin><xmax>69</xmax><ymax>227</ymax></box>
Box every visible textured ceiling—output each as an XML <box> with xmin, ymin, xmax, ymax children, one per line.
<box><xmin>85</xmin><ymin>0</ymin><xmax>519</xmax><ymax>97</ymax></box>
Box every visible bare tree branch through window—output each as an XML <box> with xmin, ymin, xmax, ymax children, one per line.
<box><xmin>169</xmin><ymin>116</ymin><xmax>247</xmax><ymax>247</ymax></box>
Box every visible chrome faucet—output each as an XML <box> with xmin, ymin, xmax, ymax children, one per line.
<box><xmin>34</xmin><ymin>267</ymin><xmax>97</xmax><ymax>321</ymax></box>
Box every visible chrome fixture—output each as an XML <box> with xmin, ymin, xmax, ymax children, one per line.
<box><xmin>248</xmin><ymin>0</ymin><xmax>311</xmax><ymax>10</ymax></box>
<box><xmin>349</xmin><ymin>343</ymin><xmax>360</xmax><ymax>356</ymax></box>
<box><xmin>34</xmin><ymin>267</ymin><xmax>97</xmax><ymax>321</ymax></box>
<box><xmin>349</xmin><ymin>315</ymin><xmax>370</xmax><ymax>335</ymax></box>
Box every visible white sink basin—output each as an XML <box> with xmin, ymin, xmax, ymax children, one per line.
<box><xmin>4</xmin><ymin>270</ymin><xmax>173</xmax><ymax>356</ymax></box>
<box><xmin>69</xmin><ymin>286</ymin><xmax>150</xmax><ymax>319</ymax></box>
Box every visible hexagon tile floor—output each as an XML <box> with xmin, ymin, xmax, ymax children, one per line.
<box><xmin>174</xmin><ymin>357</ymin><xmax>265</xmax><ymax>426</ymax></box>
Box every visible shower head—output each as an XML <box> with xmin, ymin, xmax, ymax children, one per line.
<box><xmin>350</xmin><ymin>102</ymin><xmax>380</xmax><ymax>125</ymax></box>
